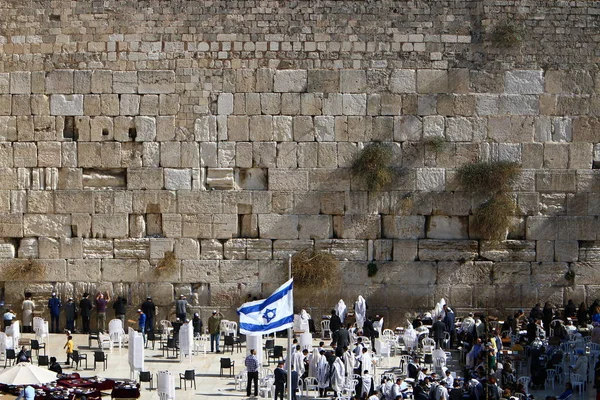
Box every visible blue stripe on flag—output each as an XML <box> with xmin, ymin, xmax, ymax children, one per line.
<box><xmin>237</xmin><ymin>279</ymin><xmax>293</xmax><ymax>315</ymax></box>
<box><xmin>239</xmin><ymin>315</ymin><xmax>294</xmax><ymax>333</ymax></box>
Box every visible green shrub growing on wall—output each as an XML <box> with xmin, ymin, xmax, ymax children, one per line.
<box><xmin>456</xmin><ymin>161</ymin><xmax>521</xmax><ymax>193</ymax></box>
<box><xmin>472</xmin><ymin>194</ymin><xmax>516</xmax><ymax>240</ymax></box>
<box><xmin>291</xmin><ymin>249</ymin><xmax>339</xmax><ymax>288</ymax></box>
<box><xmin>352</xmin><ymin>142</ymin><xmax>396</xmax><ymax>191</ymax></box>
<box><xmin>490</xmin><ymin>21</ymin><xmax>523</xmax><ymax>48</ymax></box>
<box><xmin>424</xmin><ymin>137</ymin><xmax>446</xmax><ymax>153</ymax></box>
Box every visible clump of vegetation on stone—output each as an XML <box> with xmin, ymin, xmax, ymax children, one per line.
<box><xmin>291</xmin><ymin>249</ymin><xmax>339</xmax><ymax>288</ymax></box>
<box><xmin>367</xmin><ymin>262</ymin><xmax>378</xmax><ymax>278</ymax></box>
<box><xmin>564</xmin><ymin>269</ymin><xmax>575</xmax><ymax>285</ymax></box>
<box><xmin>490</xmin><ymin>21</ymin><xmax>523</xmax><ymax>48</ymax></box>
<box><xmin>352</xmin><ymin>142</ymin><xmax>396</xmax><ymax>191</ymax></box>
<box><xmin>456</xmin><ymin>161</ymin><xmax>521</xmax><ymax>193</ymax></box>
<box><xmin>472</xmin><ymin>194</ymin><xmax>516</xmax><ymax>240</ymax></box>
<box><xmin>4</xmin><ymin>259</ymin><xmax>46</xmax><ymax>281</ymax></box>
<box><xmin>154</xmin><ymin>251</ymin><xmax>177</xmax><ymax>277</ymax></box>
<box><xmin>423</xmin><ymin>137</ymin><xmax>446</xmax><ymax>153</ymax></box>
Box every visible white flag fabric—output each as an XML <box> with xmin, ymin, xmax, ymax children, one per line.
<box><xmin>237</xmin><ymin>279</ymin><xmax>294</xmax><ymax>335</ymax></box>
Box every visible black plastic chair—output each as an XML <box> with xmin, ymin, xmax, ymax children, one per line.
<box><xmin>31</xmin><ymin>340</ymin><xmax>46</xmax><ymax>356</ymax></box>
<box><xmin>223</xmin><ymin>335</ymin><xmax>235</xmax><ymax>354</ymax></box>
<box><xmin>139</xmin><ymin>371</ymin><xmax>154</xmax><ymax>390</ymax></box>
<box><xmin>219</xmin><ymin>358</ymin><xmax>235</xmax><ymax>377</ymax></box>
<box><xmin>179</xmin><ymin>369</ymin><xmax>196</xmax><ymax>390</ymax></box>
<box><xmin>264</xmin><ymin>339</ymin><xmax>275</xmax><ymax>354</ymax></box>
<box><xmin>88</xmin><ymin>332</ymin><xmax>99</xmax><ymax>348</ymax></box>
<box><xmin>162</xmin><ymin>338</ymin><xmax>179</xmax><ymax>358</ymax></box>
<box><xmin>234</xmin><ymin>334</ymin><xmax>245</xmax><ymax>352</ymax></box>
<box><xmin>267</xmin><ymin>345</ymin><xmax>284</xmax><ymax>366</ymax></box>
<box><xmin>38</xmin><ymin>355</ymin><xmax>49</xmax><ymax>366</ymax></box>
<box><xmin>72</xmin><ymin>350</ymin><xmax>88</xmax><ymax>370</ymax></box>
<box><xmin>4</xmin><ymin>349</ymin><xmax>15</xmax><ymax>368</ymax></box>
<box><xmin>93</xmin><ymin>351</ymin><xmax>108</xmax><ymax>370</ymax></box>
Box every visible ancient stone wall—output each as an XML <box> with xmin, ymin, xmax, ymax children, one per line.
<box><xmin>0</xmin><ymin>0</ymin><xmax>598</xmax><ymax>327</ymax></box>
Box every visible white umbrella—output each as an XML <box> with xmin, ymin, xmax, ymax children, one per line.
<box><xmin>0</xmin><ymin>362</ymin><xmax>58</xmax><ymax>385</ymax></box>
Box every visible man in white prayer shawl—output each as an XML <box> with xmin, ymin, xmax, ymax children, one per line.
<box><xmin>357</xmin><ymin>346</ymin><xmax>373</xmax><ymax>375</ymax></box>
<box><xmin>308</xmin><ymin>348</ymin><xmax>320</xmax><ymax>379</ymax></box>
<box><xmin>362</xmin><ymin>370</ymin><xmax>374</xmax><ymax>398</ymax></box>
<box><xmin>330</xmin><ymin>351</ymin><xmax>346</xmax><ymax>397</ymax></box>
<box><xmin>316</xmin><ymin>350</ymin><xmax>330</xmax><ymax>397</ymax></box>
<box><xmin>335</xmin><ymin>299</ymin><xmax>347</xmax><ymax>324</ymax></box>
<box><xmin>291</xmin><ymin>345</ymin><xmax>305</xmax><ymax>377</ymax></box>
<box><xmin>343</xmin><ymin>345</ymin><xmax>355</xmax><ymax>376</ymax></box>
<box><xmin>355</xmin><ymin>295</ymin><xmax>367</xmax><ymax>329</ymax></box>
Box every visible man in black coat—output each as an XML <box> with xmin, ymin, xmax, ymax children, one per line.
<box><xmin>141</xmin><ymin>297</ymin><xmax>156</xmax><ymax>333</ymax></box>
<box><xmin>78</xmin><ymin>293</ymin><xmax>92</xmax><ymax>334</ymax></box>
<box><xmin>432</xmin><ymin>316</ymin><xmax>446</xmax><ymax>348</ymax></box>
<box><xmin>274</xmin><ymin>362</ymin><xmax>286</xmax><ymax>400</ymax></box>
<box><xmin>329</xmin><ymin>310</ymin><xmax>342</xmax><ymax>334</ymax></box>
<box><xmin>333</xmin><ymin>324</ymin><xmax>351</xmax><ymax>352</ymax></box>
<box><xmin>443</xmin><ymin>305</ymin><xmax>456</xmax><ymax>348</ymax></box>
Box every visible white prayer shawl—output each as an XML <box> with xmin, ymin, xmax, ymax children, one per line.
<box><xmin>362</xmin><ymin>374</ymin><xmax>373</xmax><ymax>396</ymax></box>
<box><xmin>403</xmin><ymin>323</ymin><xmax>418</xmax><ymax>349</ymax></box>
<box><xmin>316</xmin><ymin>355</ymin><xmax>330</xmax><ymax>389</ymax></box>
<box><xmin>355</xmin><ymin>296</ymin><xmax>367</xmax><ymax>329</ymax></box>
<box><xmin>335</xmin><ymin>300</ymin><xmax>347</xmax><ymax>323</ymax></box>
<box><xmin>331</xmin><ymin>357</ymin><xmax>346</xmax><ymax>393</ymax></box>
<box><xmin>292</xmin><ymin>350</ymin><xmax>305</xmax><ymax>376</ymax></box>
<box><xmin>343</xmin><ymin>349</ymin><xmax>355</xmax><ymax>375</ymax></box>
<box><xmin>360</xmin><ymin>351</ymin><xmax>373</xmax><ymax>375</ymax></box>
<box><xmin>309</xmin><ymin>349</ymin><xmax>320</xmax><ymax>379</ymax></box>
<box><xmin>431</xmin><ymin>298</ymin><xmax>446</xmax><ymax>320</ymax></box>
<box><xmin>461</xmin><ymin>317</ymin><xmax>475</xmax><ymax>334</ymax></box>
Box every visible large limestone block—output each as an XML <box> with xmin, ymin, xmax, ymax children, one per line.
<box><xmin>24</xmin><ymin>214</ymin><xmax>70</xmax><ymax>237</ymax></box>
<box><xmin>164</xmin><ymin>168</ymin><xmax>192</xmax><ymax>190</ymax></box>
<box><xmin>314</xmin><ymin>239</ymin><xmax>367</xmax><ymax>261</ymax></box>
<box><xmin>181</xmin><ymin>260</ymin><xmax>220</xmax><ymax>283</ymax></box>
<box><xmin>417</xmin><ymin>70</ymin><xmax>448</xmax><ymax>93</ymax></box>
<box><xmin>480</xmin><ymin>240</ymin><xmax>536</xmax><ymax>261</ymax></box>
<box><xmin>258</xmin><ymin>215</ymin><xmax>298</xmax><ymax>240</ymax></box>
<box><xmin>114</xmin><ymin>238</ymin><xmax>149</xmax><ymax>258</ymax></box>
<box><xmin>416</xmin><ymin>168</ymin><xmax>445</xmax><ymax>191</ymax></box>
<box><xmin>308</xmin><ymin>70</ymin><xmax>339</xmax><ymax>93</ymax></box>
<box><xmin>50</xmin><ymin>95</ymin><xmax>83</xmax><ymax>116</ymax></box>
<box><xmin>334</xmin><ymin>215</ymin><xmax>380</xmax><ymax>239</ymax></box>
<box><xmin>127</xmin><ymin>168</ymin><xmax>163</xmax><ymax>190</ymax></box>
<box><xmin>274</xmin><ymin>70</ymin><xmax>307</xmax><ymax>93</ymax></box>
<box><xmin>46</xmin><ymin>70</ymin><xmax>74</xmax><ymax>94</ymax></box>
<box><xmin>382</xmin><ymin>216</ymin><xmax>425</xmax><ymax>239</ymax></box>
<box><xmin>138</xmin><ymin>70</ymin><xmax>175</xmax><ymax>94</ymax></box>
<box><xmin>218</xmin><ymin>93</ymin><xmax>234</xmax><ymax>115</ymax></box>
<box><xmin>377</xmin><ymin>261</ymin><xmax>437</xmax><ymax>286</ymax></box>
<box><xmin>389</xmin><ymin>69</ymin><xmax>416</xmax><ymax>93</ymax></box>
<box><xmin>427</xmin><ymin>216</ymin><xmax>468</xmax><ymax>239</ymax></box>
<box><xmin>418</xmin><ymin>239</ymin><xmax>478</xmax><ymax>261</ymax></box>
<box><xmin>0</xmin><ymin>242</ymin><xmax>15</xmax><ymax>258</ymax></box>
<box><xmin>530</xmin><ymin>262</ymin><xmax>570</xmax><ymax>285</ymax></box>
<box><xmin>505</xmin><ymin>70</ymin><xmax>544</xmax><ymax>94</ymax></box>
<box><xmin>113</xmin><ymin>71</ymin><xmax>138</xmax><ymax>93</ymax></box>
<box><xmin>392</xmin><ymin>240</ymin><xmax>418</xmax><ymax>261</ymax></box>
<box><xmin>219</xmin><ymin>260</ymin><xmax>259</xmax><ymax>283</ymax></box>
<box><xmin>54</xmin><ymin>191</ymin><xmax>94</xmax><ymax>214</ymax></box>
<box><xmin>67</xmin><ymin>259</ymin><xmax>101</xmax><ymax>281</ymax></box>
<box><xmin>342</xmin><ymin>94</ymin><xmax>367</xmax><ymax>115</ymax></box>
<box><xmin>10</xmin><ymin>72</ymin><xmax>31</xmax><ymax>94</ymax></box>
<box><xmin>92</xmin><ymin>214</ymin><xmax>128</xmax><ymax>238</ymax></box>
<box><xmin>83</xmin><ymin>238</ymin><xmax>113</xmax><ymax>258</ymax></box>
<box><xmin>246</xmin><ymin>239</ymin><xmax>272</xmax><ymax>260</ymax></box>
<box><xmin>269</xmin><ymin>169</ymin><xmax>308</xmax><ymax>191</ymax></box>
<box><xmin>18</xmin><ymin>238</ymin><xmax>38</xmax><ymax>258</ymax></box>
<box><xmin>340</xmin><ymin>70</ymin><xmax>367</xmax><ymax>93</ymax></box>
<box><xmin>206</xmin><ymin>168</ymin><xmax>235</xmax><ymax>190</ymax></box>
<box><xmin>178</xmin><ymin>191</ymin><xmax>222</xmax><ymax>214</ymax></box>
<box><xmin>212</xmin><ymin>214</ymin><xmax>237</xmax><ymax>239</ymax></box>
<box><xmin>272</xmin><ymin>239</ymin><xmax>313</xmax><ymax>260</ymax></box>
<box><xmin>298</xmin><ymin>215</ymin><xmax>332</xmax><ymax>239</ymax></box>
<box><xmin>134</xmin><ymin>116</ymin><xmax>156</xmax><ymax>141</ymax></box>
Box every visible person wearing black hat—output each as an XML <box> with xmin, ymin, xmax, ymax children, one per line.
<box><xmin>78</xmin><ymin>293</ymin><xmax>92</xmax><ymax>334</ymax></box>
<box><xmin>141</xmin><ymin>296</ymin><xmax>156</xmax><ymax>333</ymax></box>
<box><xmin>48</xmin><ymin>292</ymin><xmax>61</xmax><ymax>333</ymax></box>
<box><xmin>64</xmin><ymin>298</ymin><xmax>77</xmax><ymax>333</ymax></box>
<box><xmin>113</xmin><ymin>295</ymin><xmax>127</xmax><ymax>325</ymax></box>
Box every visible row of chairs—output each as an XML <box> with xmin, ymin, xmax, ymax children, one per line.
<box><xmin>137</xmin><ymin>370</ymin><xmax>197</xmax><ymax>391</ymax></box>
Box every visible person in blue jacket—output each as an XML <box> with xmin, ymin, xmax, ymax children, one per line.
<box><xmin>48</xmin><ymin>292</ymin><xmax>61</xmax><ymax>333</ymax></box>
<box><xmin>137</xmin><ymin>309</ymin><xmax>147</xmax><ymax>345</ymax></box>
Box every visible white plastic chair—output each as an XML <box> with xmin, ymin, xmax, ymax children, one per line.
<box><xmin>108</xmin><ymin>319</ymin><xmax>126</xmax><ymax>348</ymax></box>
<box><xmin>399</xmin><ymin>355</ymin><xmax>412</xmax><ymax>376</ymax></box>
<box><xmin>219</xmin><ymin>319</ymin><xmax>230</xmax><ymax>338</ymax></box>
<box><xmin>517</xmin><ymin>376</ymin><xmax>530</xmax><ymax>395</ymax></box>
<box><xmin>160</xmin><ymin>320</ymin><xmax>173</xmax><ymax>337</ymax></box>
<box><xmin>321</xmin><ymin>320</ymin><xmax>331</xmax><ymax>339</ymax></box>
<box><xmin>545</xmin><ymin>368</ymin><xmax>555</xmax><ymax>390</ymax></box>
<box><xmin>375</xmin><ymin>340</ymin><xmax>392</xmax><ymax>367</ymax></box>
<box><xmin>304</xmin><ymin>376</ymin><xmax>319</xmax><ymax>398</ymax></box>
<box><xmin>235</xmin><ymin>370</ymin><xmax>247</xmax><ymax>391</ymax></box>
<box><xmin>98</xmin><ymin>332</ymin><xmax>113</xmax><ymax>351</ymax></box>
<box><xmin>570</xmin><ymin>373</ymin><xmax>585</xmax><ymax>393</ymax></box>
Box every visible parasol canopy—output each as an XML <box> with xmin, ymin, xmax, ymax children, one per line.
<box><xmin>0</xmin><ymin>362</ymin><xmax>58</xmax><ymax>385</ymax></box>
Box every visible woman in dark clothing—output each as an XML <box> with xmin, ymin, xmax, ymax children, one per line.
<box><xmin>542</xmin><ymin>302</ymin><xmax>554</xmax><ymax>335</ymax></box>
<box><xmin>564</xmin><ymin>300</ymin><xmax>576</xmax><ymax>320</ymax></box>
<box><xmin>577</xmin><ymin>302</ymin><xmax>588</xmax><ymax>327</ymax></box>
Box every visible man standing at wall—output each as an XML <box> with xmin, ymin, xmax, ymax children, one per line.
<box><xmin>112</xmin><ymin>296</ymin><xmax>127</xmax><ymax>325</ymax></box>
<box><xmin>208</xmin><ymin>310</ymin><xmax>223</xmax><ymax>353</ymax></box>
<box><xmin>79</xmin><ymin>293</ymin><xmax>93</xmax><ymax>334</ymax></box>
<box><xmin>95</xmin><ymin>292</ymin><xmax>110</xmax><ymax>333</ymax></box>
<box><xmin>175</xmin><ymin>294</ymin><xmax>189</xmax><ymax>321</ymax></box>
<box><xmin>141</xmin><ymin>296</ymin><xmax>156</xmax><ymax>333</ymax></box>
<box><xmin>64</xmin><ymin>298</ymin><xmax>76</xmax><ymax>333</ymax></box>
<box><xmin>48</xmin><ymin>293</ymin><xmax>61</xmax><ymax>333</ymax></box>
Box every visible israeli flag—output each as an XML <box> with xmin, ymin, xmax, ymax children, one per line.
<box><xmin>237</xmin><ymin>278</ymin><xmax>294</xmax><ymax>335</ymax></box>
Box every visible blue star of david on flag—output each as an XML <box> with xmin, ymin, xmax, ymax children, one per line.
<box><xmin>263</xmin><ymin>308</ymin><xmax>276</xmax><ymax>323</ymax></box>
<box><xmin>237</xmin><ymin>278</ymin><xmax>294</xmax><ymax>335</ymax></box>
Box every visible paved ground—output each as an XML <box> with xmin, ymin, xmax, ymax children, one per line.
<box><xmin>0</xmin><ymin>332</ymin><xmax>596</xmax><ymax>400</ymax></box>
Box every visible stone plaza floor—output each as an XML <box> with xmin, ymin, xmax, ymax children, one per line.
<box><xmin>0</xmin><ymin>332</ymin><xmax>597</xmax><ymax>400</ymax></box>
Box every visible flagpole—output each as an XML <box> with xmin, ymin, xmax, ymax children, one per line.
<box><xmin>287</xmin><ymin>254</ymin><xmax>292</xmax><ymax>400</ymax></box>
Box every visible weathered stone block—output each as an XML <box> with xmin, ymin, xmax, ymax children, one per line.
<box><xmin>418</xmin><ymin>239</ymin><xmax>478</xmax><ymax>261</ymax></box>
<box><xmin>46</xmin><ymin>70</ymin><xmax>74</xmax><ymax>94</ymax></box>
<box><xmin>389</xmin><ymin>69</ymin><xmax>416</xmax><ymax>93</ymax></box>
<box><xmin>480</xmin><ymin>240</ymin><xmax>536</xmax><ymax>261</ymax></box>
<box><xmin>417</xmin><ymin>70</ymin><xmax>448</xmax><ymax>93</ymax></box>
<box><xmin>437</xmin><ymin>261</ymin><xmax>492</xmax><ymax>285</ymax></box>
<box><xmin>138</xmin><ymin>70</ymin><xmax>175</xmax><ymax>94</ymax></box>
<box><xmin>416</xmin><ymin>168</ymin><xmax>445</xmax><ymax>191</ymax></box>
<box><xmin>382</xmin><ymin>216</ymin><xmax>425</xmax><ymax>239</ymax></box>
<box><xmin>427</xmin><ymin>216</ymin><xmax>468</xmax><ymax>239</ymax></box>
<box><xmin>10</xmin><ymin>72</ymin><xmax>31</xmax><ymax>94</ymax></box>
<box><xmin>91</xmin><ymin>214</ymin><xmax>128</xmax><ymax>238</ymax></box>
<box><xmin>269</xmin><ymin>169</ymin><xmax>308</xmax><ymax>191</ymax></box>
<box><xmin>340</xmin><ymin>70</ymin><xmax>367</xmax><ymax>93</ymax></box>
<box><xmin>342</xmin><ymin>94</ymin><xmax>367</xmax><ymax>115</ymax></box>
<box><xmin>164</xmin><ymin>168</ymin><xmax>191</xmax><ymax>190</ymax></box>
<box><xmin>315</xmin><ymin>239</ymin><xmax>368</xmax><ymax>261</ymax></box>
<box><xmin>134</xmin><ymin>116</ymin><xmax>156</xmax><ymax>141</ymax></box>
<box><xmin>334</xmin><ymin>215</ymin><xmax>380</xmax><ymax>239</ymax></box>
<box><xmin>308</xmin><ymin>70</ymin><xmax>339</xmax><ymax>93</ymax></box>
<box><xmin>127</xmin><ymin>168</ymin><xmax>163</xmax><ymax>190</ymax></box>
<box><xmin>112</xmin><ymin>71</ymin><xmax>138</xmax><ymax>93</ymax></box>
<box><xmin>274</xmin><ymin>70</ymin><xmax>307</xmax><ymax>93</ymax></box>
<box><xmin>505</xmin><ymin>70</ymin><xmax>544</xmax><ymax>94</ymax></box>
<box><xmin>50</xmin><ymin>95</ymin><xmax>83</xmax><ymax>116</ymax></box>
<box><xmin>181</xmin><ymin>260</ymin><xmax>220</xmax><ymax>283</ymax></box>
<box><xmin>258</xmin><ymin>215</ymin><xmax>298</xmax><ymax>239</ymax></box>
<box><xmin>23</xmin><ymin>214</ymin><xmax>71</xmax><ymax>238</ymax></box>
